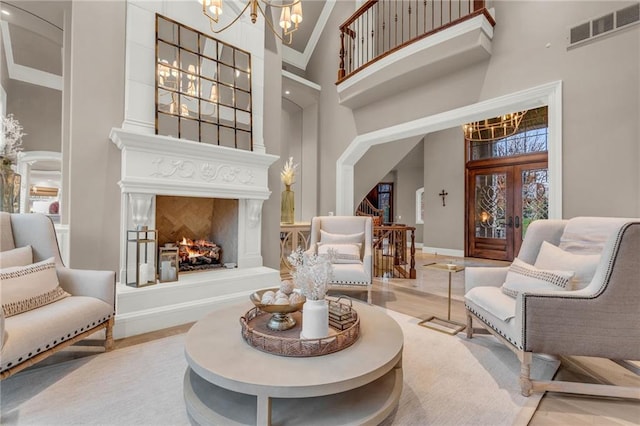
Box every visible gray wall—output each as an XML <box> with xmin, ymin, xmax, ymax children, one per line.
<box><xmin>395</xmin><ymin>142</ymin><xmax>424</xmax><ymax>244</ymax></box>
<box><xmin>354</xmin><ymin>136</ymin><xmax>422</xmax><ymax>205</ymax></box>
<box><xmin>423</xmin><ymin>128</ymin><xmax>465</xmax><ymax>250</ymax></box>
<box><xmin>67</xmin><ymin>1</ymin><xmax>125</xmax><ymax>271</ymax></box>
<box><xmin>305</xmin><ymin>0</ymin><xmax>359</xmax><ymax>217</ymax></box>
<box><xmin>307</xmin><ymin>1</ymin><xmax>640</xmax><ymax>252</ymax></box>
<box><xmin>261</xmin><ymin>33</ymin><xmax>284</xmax><ymax>271</ymax></box>
<box><xmin>5</xmin><ymin>81</ymin><xmax>61</xmax><ymax>153</ymax></box>
<box><xmin>281</xmin><ymin>98</ymin><xmax>304</xmax><ymax>221</ymax></box>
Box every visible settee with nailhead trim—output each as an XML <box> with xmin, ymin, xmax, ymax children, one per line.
<box><xmin>0</xmin><ymin>212</ymin><xmax>115</xmax><ymax>379</ymax></box>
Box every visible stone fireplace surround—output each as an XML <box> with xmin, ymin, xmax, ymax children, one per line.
<box><xmin>110</xmin><ymin>128</ymin><xmax>279</xmax><ymax>339</ymax></box>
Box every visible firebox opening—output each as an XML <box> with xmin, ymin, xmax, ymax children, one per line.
<box><xmin>156</xmin><ymin>195</ymin><xmax>239</xmax><ymax>273</ymax></box>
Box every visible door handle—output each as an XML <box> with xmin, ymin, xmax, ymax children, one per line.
<box><xmin>507</xmin><ymin>216</ymin><xmax>513</xmax><ymax>227</ymax></box>
<box><xmin>515</xmin><ymin>216</ymin><xmax>521</xmax><ymax>229</ymax></box>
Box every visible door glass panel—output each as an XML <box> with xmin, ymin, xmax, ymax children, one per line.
<box><xmin>521</xmin><ymin>168</ymin><xmax>549</xmax><ymax>238</ymax></box>
<box><xmin>475</xmin><ymin>173</ymin><xmax>507</xmax><ymax>239</ymax></box>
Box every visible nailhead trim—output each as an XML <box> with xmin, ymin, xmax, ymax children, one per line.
<box><xmin>466</xmin><ymin>303</ymin><xmax>523</xmax><ymax>350</ymax></box>
<box><xmin>1</xmin><ymin>312</ymin><xmax>114</xmax><ymax>373</ymax></box>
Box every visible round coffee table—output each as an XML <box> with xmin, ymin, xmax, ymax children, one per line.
<box><xmin>183</xmin><ymin>299</ymin><xmax>404</xmax><ymax>425</ymax></box>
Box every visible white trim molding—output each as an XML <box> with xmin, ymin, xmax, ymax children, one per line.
<box><xmin>416</xmin><ymin>187</ymin><xmax>424</xmax><ymax>225</ymax></box>
<box><xmin>282</xmin><ymin>0</ymin><xmax>336</xmax><ymax>70</ymax></box>
<box><xmin>337</xmin><ymin>81</ymin><xmax>563</xmax><ymax>220</ymax></box>
<box><xmin>0</xmin><ymin>21</ymin><xmax>63</xmax><ymax>91</ymax></box>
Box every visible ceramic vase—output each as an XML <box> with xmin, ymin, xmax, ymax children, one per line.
<box><xmin>301</xmin><ymin>299</ymin><xmax>329</xmax><ymax>339</ymax></box>
<box><xmin>0</xmin><ymin>160</ymin><xmax>21</xmax><ymax>213</ymax></box>
<box><xmin>280</xmin><ymin>184</ymin><xmax>294</xmax><ymax>224</ymax></box>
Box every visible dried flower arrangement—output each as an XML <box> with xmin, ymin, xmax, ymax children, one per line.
<box><xmin>1</xmin><ymin>114</ymin><xmax>25</xmax><ymax>164</ymax></box>
<box><xmin>287</xmin><ymin>247</ymin><xmax>335</xmax><ymax>301</ymax></box>
<box><xmin>280</xmin><ymin>156</ymin><xmax>298</xmax><ymax>187</ymax></box>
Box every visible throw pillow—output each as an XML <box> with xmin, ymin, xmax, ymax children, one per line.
<box><xmin>1</xmin><ymin>257</ymin><xmax>70</xmax><ymax>317</ymax></box>
<box><xmin>317</xmin><ymin>243</ymin><xmax>362</xmax><ymax>264</ymax></box>
<box><xmin>320</xmin><ymin>230</ymin><xmax>364</xmax><ymax>245</ymax></box>
<box><xmin>558</xmin><ymin>217</ymin><xmax>630</xmax><ymax>255</ymax></box>
<box><xmin>0</xmin><ymin>246</ymin><xmax>33</xmax><ymax>269</ymax></box>
<box><xmin>501</xmin><ymin>258</ymin><xmax>574</xmax><ymax>298</ymax></box>
<box><xmin>534</xmin><ymin>241</ymin><xmax>600</xmax><ymax>290</ymax></box>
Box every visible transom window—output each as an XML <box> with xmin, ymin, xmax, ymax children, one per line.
<box><xmin>468</xmin><ymin>106</ymin><xmax>548</xmax><ymax>161</ymax></box>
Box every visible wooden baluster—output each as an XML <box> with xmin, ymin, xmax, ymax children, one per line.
<box><xmin>338</xmin><ymin>30</ymin><xmax>346</xmax><ymax>80</ymax></box>
<box><xmin>409</xmin><ymin>228</ymin><xmax>416</xmax><ymax>279</ymax></box>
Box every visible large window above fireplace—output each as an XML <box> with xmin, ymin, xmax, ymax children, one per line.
<box><xmin>155</xmin><ymin>15</ymin><xmax>253</xmax><ymax>151</ymax></box>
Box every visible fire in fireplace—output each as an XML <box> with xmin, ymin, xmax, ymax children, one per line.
<box><xmin>178</xmin><ymin>237</ymin><xmax>222</xmax><ymax>272</ymax></box>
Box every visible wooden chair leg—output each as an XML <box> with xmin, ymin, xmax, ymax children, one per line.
<box><xmin>519</xmin><ymin>351</ymin><xmax>533</xmax><ymax>396</ymax></box>
<box><xmin>466</xmin><ymin>312</ymin><xmax>473</xmax><ymax>338</ymax></box>
<box><xmin>367</xmin><ymin>286</ymin><xmax>372</xmax><ymax>305</ymax></box>
<box><xmin>105</xmin><ymin>317</ymin><xmax>115</xmax><ymax>351</ymax></box>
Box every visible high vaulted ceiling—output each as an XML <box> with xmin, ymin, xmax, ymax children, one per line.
<box><xmin>1</xmin><ymin>1</ymin><xmax>64</xmax><ymax>77</ymax></box>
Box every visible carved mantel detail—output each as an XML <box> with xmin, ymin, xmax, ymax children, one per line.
<box><xmin>151</xmin><ymin>158</ymin><xmax>255</xmax><ymax>185</ymax></box>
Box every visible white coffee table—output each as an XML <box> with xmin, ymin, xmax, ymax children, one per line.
<box><xmin>183</xmin><ymin>299</ymin><xmax>404</xmax><ymax>425</ymax></box>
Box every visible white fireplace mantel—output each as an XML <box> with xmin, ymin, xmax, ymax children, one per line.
<box><xmin>109</xmin><ymin>127</ymin><xmax>280</xmax><ymax>339</ymax></box>
<box><xmin>110</xmin><ymin>128</ymin><xmax>278</xmax><ymax>200</ymax></box>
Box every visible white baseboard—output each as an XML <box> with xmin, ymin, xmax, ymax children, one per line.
<box><xmin>421</xmin><ymin>246</ymin><xmax>465</xmax><ymax>258</ymax></box>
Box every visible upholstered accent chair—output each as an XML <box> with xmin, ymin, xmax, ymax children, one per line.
<box><xmin>465</xmin><ymin>217</ymin><xmax>640</xmax><ymax>399</ymax></box>
<box><xmin>306</xmin><ymin>216</ymin><xmax>373</xmax><ymax>304</ymax></box>
<box><xmin>0</xmin><ymin>213</ymin><xmax>116</xmax><ymax>379</ymax></box>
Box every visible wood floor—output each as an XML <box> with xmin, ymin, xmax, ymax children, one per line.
<box><xmin>22</xmin><ymin>252</ymin><xmax>640</xmax><ymax>425</ymax></box>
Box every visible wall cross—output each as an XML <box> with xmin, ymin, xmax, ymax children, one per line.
<box><xmin>439</xmin><ymin>189</ymin><xmax>448</xmax><ymax>207</ymax></box>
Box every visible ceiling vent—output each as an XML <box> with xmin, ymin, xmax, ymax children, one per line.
<box><xmin>568</xmin><ymin>3</ymin><xmax>639</xmax><ymax>48</ymax></box>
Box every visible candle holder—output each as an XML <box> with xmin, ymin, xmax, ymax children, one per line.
<box><xmin>158</xmin><ymin>244</ymin><xmax>179</xmax><ymax>283</ymax></box>
<box><xmin>126</xmin><ymin>227</ymin><xmax>158</xmax><ymax>287</ymax></box>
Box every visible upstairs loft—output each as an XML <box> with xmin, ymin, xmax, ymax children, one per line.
<box><xmin>336</xmin><ymin>0</ymin><xmax>496</xmax><ymax>108</ymax></box>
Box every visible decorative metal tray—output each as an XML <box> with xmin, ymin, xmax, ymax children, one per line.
<box><xmin>239</xmin><ymin>298</ymin><xmax>360</xmax><ymax>357</ymax></box>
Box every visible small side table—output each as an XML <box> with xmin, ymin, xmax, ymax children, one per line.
<box><xmin>418</xmin><ymin>263</ymin><xmax>466</xmax><ymax>335</ymax></box>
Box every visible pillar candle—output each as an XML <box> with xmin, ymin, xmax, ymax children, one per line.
<box><xmin>139</xmin><ymin>263</ymin><xmax>148</xmax><ymax>284</ymax></box>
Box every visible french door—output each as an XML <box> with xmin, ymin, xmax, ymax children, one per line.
<box><xmin>466</xmin><ymin>156</ymin><xmax>548</xmax><ymax>261</ymax></box>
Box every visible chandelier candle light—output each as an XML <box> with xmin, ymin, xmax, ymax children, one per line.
<box><xmin>463</xmin><ymin>111</ymin><xmax>527</xmax><ymax>142</ymax></box>
<box><xmin>201</xmin><ymin>0</ymin><xmax>303</xmax><ymax>44</ymax></box>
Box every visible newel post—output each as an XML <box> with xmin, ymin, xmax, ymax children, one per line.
<box><xmin>473</xmin><ymin>0</ymin><xmax>485</xmax><ymax>11</ymax></box>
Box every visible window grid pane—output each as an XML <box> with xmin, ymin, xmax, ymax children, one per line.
<box><xmin>156</xmin><ymin>15</ymin><xmax>253</xmax><ymax>151</ymax></box>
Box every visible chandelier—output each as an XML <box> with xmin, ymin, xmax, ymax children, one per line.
<box><xmin>201</xmin><ymin>0</ymin><xmax>303</xmax><ymax>45</ymax></box>
<box><xmin>463</xmin><ymin>111</ymin><xmax>527</xmax><ymax>142</ymax></box>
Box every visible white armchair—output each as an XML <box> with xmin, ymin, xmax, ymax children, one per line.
<box><xmin>306</xmin><ymin>216</ymin><xmax>373</xmax><ymax>304</ymax></box>
<box><xmin>464</xmin><ymin>217</ymin><xmax>640</xmax><ymax>399</ymax></box>
<box><xmin>1</xmin><ymin>213</ymin><xmax>115</xmax><ymax>379</ymax></box>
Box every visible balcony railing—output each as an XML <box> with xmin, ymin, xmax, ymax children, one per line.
<box><xmin>337</xmin><ymin>0</ymin><xmax>494</xmax><ymax>82</ymax></box>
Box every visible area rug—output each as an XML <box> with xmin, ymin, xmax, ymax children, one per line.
<box><xmin>1</xmin><ymin>309</ymin><xmax>558</xmax><ymax>425</ymax></box>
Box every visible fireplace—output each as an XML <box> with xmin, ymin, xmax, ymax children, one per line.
<box><xmin>155</xmin><ymin>195</ymin><xmax>238</xmax><ymax>272</ymax></box>
<box><xmin>110</xmin><ymin>128</ymin><xmax>279</xmax><ymax>339</ymax></box>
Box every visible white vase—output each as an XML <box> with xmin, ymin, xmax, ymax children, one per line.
<box><xmin>301</xmin><ymin>299</ymin><xmax>329</xmax><ymax>339</ymax></box>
